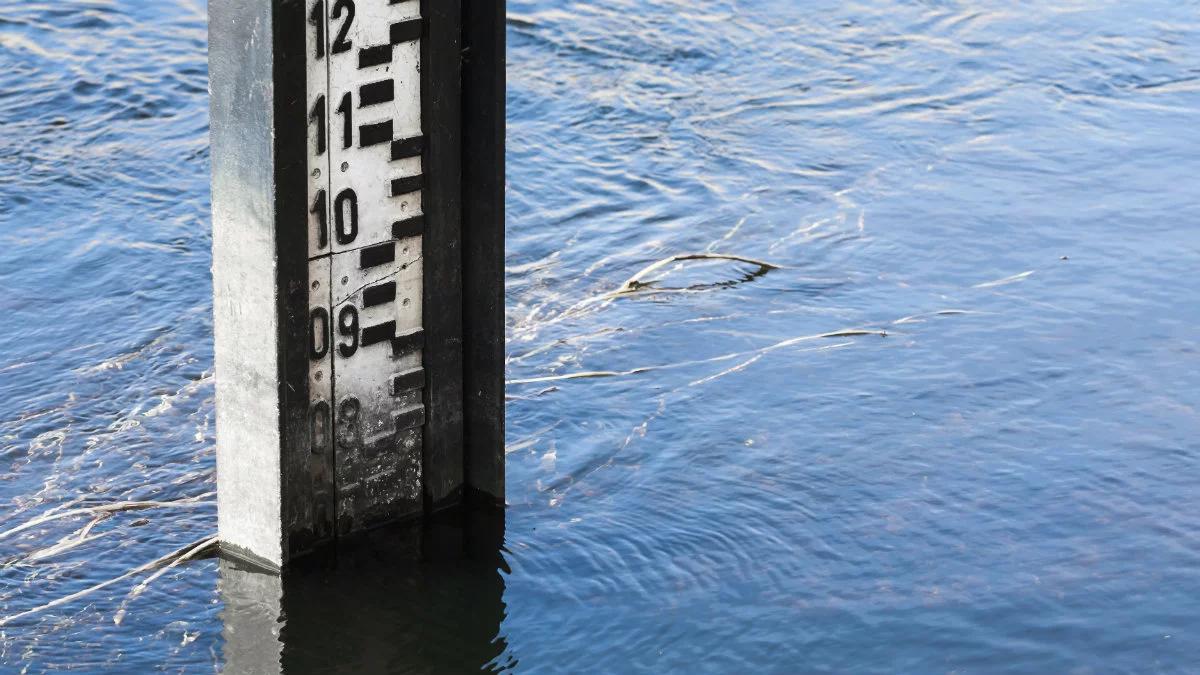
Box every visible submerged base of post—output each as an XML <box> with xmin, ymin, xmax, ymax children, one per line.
<box><xmin>209</xmin><ymin>0</ymin><xmax>504</xmax><ymax>570</ymax></box>
<box><xmin>221</xmin><ymin>508</ymin><xmax>508</xmax><ymax>672</ymax></box>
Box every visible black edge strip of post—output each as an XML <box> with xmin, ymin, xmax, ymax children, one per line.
<box><xmin>359</xmin><ymin>80</ymin><xmax>395</xmax><ymax>107</ymax></box>
<box><xmin>361</xmin><ymin>321</ymin><xmax>397</xmax><ymax>347</ymax></box>
<box><xmin>421</xmin><ymin>0</ymin><xmax>466</xmax><ymax>509</ymax></box>
<box><xmin>391</xmin><ymin>328</ymin><xmax>425</xmax><ymax>358</ymax></box>
<box><xmin>392</xmin><ymin>215</ymin><xmax>424</xmax><ymax>240</ymax></box>
<box><xmin>391</xmin><ymin>19</ymin><xmax>423</xmax><ymax>45</ymax></box>
<box><xmin>391</xmin><ymin>175</ymin><xmax>424</xmax><ymax>197</ymax></box>
<box><xmin>362</xmin><ymin>281</ymin><xmax>397</xmax><ymax>308</ymax></box>
<box><xmin>360</xmin><ymin>242</ymin><xmax>396</xmax><ymax>269</ymax></box>
<box><xmin>391</xmin><ymin>136</ymin><xmax>424</xmax><ymax>161</ymax></box>
<box><xmin>391</xmin><ymin>367</ymin><xmax>426</xmax><ymax>395</ymax></box>
<box><xmin>358</xmin><ymin>44</ymin><xmax>392</xmax><ymax>69</ymax></box>
<box><xmin>267</xmin><ymin>0</ymin><xmax>335</xmax><ymax>558</ymax></box>
<box><xmin>460</xmin><ymin>0</ymin><xmax>507</xmax><ymax>507</ymax></box>
<box><xmin>359</xmin><ymin>120</ymin><xmax>394</xmax><ymax>148</ymax></box>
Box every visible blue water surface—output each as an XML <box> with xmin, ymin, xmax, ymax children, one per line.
<box><xmin>1</xmin><ymin>0</ymin><xmax>1199</xmax><ymax>672</ymax></box>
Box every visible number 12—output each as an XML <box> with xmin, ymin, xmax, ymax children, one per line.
<box><xmin>310</xmin><ymin>0</ymin><xmax>356</xmax><ymax>59</ymax></box>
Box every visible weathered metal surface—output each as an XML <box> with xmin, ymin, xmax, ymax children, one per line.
<box><xmin>306</xmin><ymin>0</ymin><xmax>427</xmax><ymax>534</ymax></box>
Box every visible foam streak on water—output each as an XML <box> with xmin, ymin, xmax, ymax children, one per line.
<box><xmin>2</xmin><ymin>0</ymin><xmax>1199</xmax><ymax>671</ymax></box>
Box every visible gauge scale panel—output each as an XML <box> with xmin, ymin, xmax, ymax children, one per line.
<box><xmin>306</xmin><ymin>0</ymin><xmax>425</xmax><ymax>534</ymax></box>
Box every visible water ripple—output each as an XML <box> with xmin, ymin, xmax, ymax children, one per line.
<box><xmin>3</xmin><ymin>0</ymin><xmax>1200</xmax><ymax>671</ymax></box>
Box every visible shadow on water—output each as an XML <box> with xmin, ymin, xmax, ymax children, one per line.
<box><xmin>219</xmin><ymin>510</ymin><xmax>513</xmax><ymax>674</ymax></box>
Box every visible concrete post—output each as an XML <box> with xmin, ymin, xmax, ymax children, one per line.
<box><xmin>209</xmin><ymin>0</ymin><xmax>504</xmax><ymax>570</ymax></box>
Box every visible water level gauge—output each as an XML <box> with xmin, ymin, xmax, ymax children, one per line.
<box><xmin>306</xmin><ymin>0</ymin><xmax>426</xmax><ymax>534</ymax></box>
<box><xmin>210</xmin><ymin>0</ymin><xmax>503</xmax><ymax>568</ymax></box>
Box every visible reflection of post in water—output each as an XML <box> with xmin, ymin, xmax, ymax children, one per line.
<box><xmin>220</xmin><ymin>509</ymin><xmax>512</xmax><ymax>674</ymax></box>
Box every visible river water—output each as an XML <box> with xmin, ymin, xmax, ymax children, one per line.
<box><xmin>2</xmin><ymin>0</ymin><xmax>1199</xmax><ymax>672</ymax></box>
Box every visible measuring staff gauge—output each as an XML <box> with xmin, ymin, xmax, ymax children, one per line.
<box><xmin>210</xmin><ymin>0</ymin><xmax>502</xmax><ymax>566</ymax></box>
<box><xmin>306</xmin><ymin>0</ymin><xmax>426</xmax><ymax>531</ymax></box>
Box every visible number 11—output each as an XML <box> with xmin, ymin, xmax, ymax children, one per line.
<box><xmin>309</xmin><ymin>0</ymin><xmax>325</xmax><ymax>59</ymax></box>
